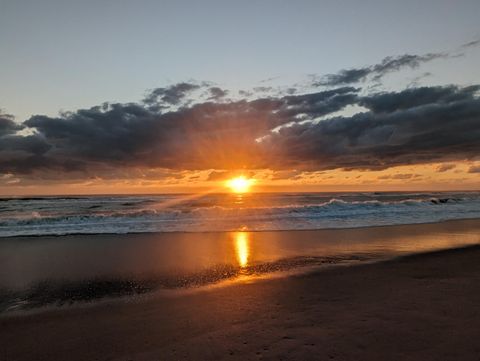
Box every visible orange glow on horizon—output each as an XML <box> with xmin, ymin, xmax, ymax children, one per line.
<box><xmin>2</xmin><ymin>161</ymin><xmax>480</xmax><ymax>196</ymax></box>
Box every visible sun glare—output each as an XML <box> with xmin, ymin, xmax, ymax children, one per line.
<box><xmin>226</xmin><ymin>176</ymin><xmax>254</xmax><ymax>193</ymax></box>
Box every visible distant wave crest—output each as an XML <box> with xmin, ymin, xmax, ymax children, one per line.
<box><xmin>0</xmin><ymin>193</ymin><xmax>479</xmax><ymax>237</ymax></box>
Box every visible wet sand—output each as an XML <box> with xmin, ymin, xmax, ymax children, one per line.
<box><xmin>2</xmin><ymin>242</ymin><xmax>480</xmax><ymax>360</ymax></box>
<box><xmin>2</xmin><ymin>218</ymin><xmax>480</xmax><ymax>292</ymax></box>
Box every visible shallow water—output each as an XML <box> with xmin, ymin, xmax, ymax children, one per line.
<box><xmin>1</xmin><ymin>219</ymin><xmax>479</xmax><ymax>312</ymax></box>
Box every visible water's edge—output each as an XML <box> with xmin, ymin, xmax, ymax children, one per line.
<box><xmin>2</xmin><ymin>218</ymin><xmax>479</xmax><ymax>315</ymax></box>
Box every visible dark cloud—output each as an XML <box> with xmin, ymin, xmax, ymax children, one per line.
<box><xmin>208</xmin><ymin>87</ymin><xmax>228</xmax><ymax>100</ymax></box>
<box><xmin>278</xmin><ymin>87</ymin><xmax>358</xmax><ymax>118</ymax></box>
<box><xmin>0</xmin><ymin>134</ymin><xmax>51</xmax><ymax>155</ymax></box>
<box><xmin>0</xmin><ymin>111</ymin><xmax>23</xmax><ymax>136</ymax></box>
<box><xmin>315</xmin><ymin>67</ymin><xmax>371</xmax><ymax>87</ymax></box>
<box><xmin>261</xmin><ymin>85</ymin><xmax>480</xmax><ymax>171</ymax></box>
<box><xmin>370</xmin><ymin>53</ymin><xmax>446</xmax><ymax>81</ymax></box>
<box><xmin>314</xmin><ymin>53</ymin><xmax>447</xmax><ymax>86</ymax></box>
<box><xmin>1</xmin><ymin>83</ymin><xmax>479</xmax><ymax>181</ymax></box>
<box><xmin>143</xmin><ymin>82</ymin><xmax>201</xmax><ymax>109</ymax></box>
<box><xmin>2</xmin><ymin>87</ymin><xmax>357</xmax><ymax>178</ymax></box>
<box><xmin>359</xmin><ymin>85</ymin><xmax>480</xmax><ymax>113</ymax></box>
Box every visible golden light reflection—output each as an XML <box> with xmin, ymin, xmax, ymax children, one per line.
<box><xmin>226</xmin><ymin>176</ymin><xmax>254</xmax><ymax>193</ymax></box>
<box><xmin>234</xmin><ymin>232</ymin><xmax>250</xmax><ymax>268</ymax></box>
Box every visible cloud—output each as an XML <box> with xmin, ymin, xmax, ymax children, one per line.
<box><xmin>314</xmin><ymin>53</ymin><xmax>447</xmax><ymax>86</ymax></box>
<box><xmin>253</xmin><ymin>86</ymin><xmax>274</xmax><ymax>93</ymax></box>
<box><xmin>408</xmin><ymin>72</ymin><xmax>432</xmax><ymax>88</ymax></box>
<box><xmin>1</xmin><ymin>82</ymin><xmax>479</xmax><ymax>182</ymax></box>
<box><xmin>207</xmin><ymin>170</ymin><xmax>231</xmax><ymax>181</ymax></box>
<box><xmin>269</xmin><ymin>170</ymin><xmax>303</xmax><ymax>180</ymax></box>
<box><xmin>0</xmin><ymin>111</ymin><xmax>23</xmax><ymax>136</ymax></box>
<box><xmin>143</xmin><ymin>82</ymin><xmax>201</xmax><ymax>109</ymax></box>
<box><xmin>261</xmin><ymin>85</ymin><xmax>480</xmax><ymax>171</ymax></box>
<box><xmin>468</xmin><ymin>165</ymin><xmax>480</xmax><ymax>173</ymax></box>
<box><xmin>206</xmin><ymin>170</ymin><xmax>256</xmax><ymax>181</ymax></box>
<box><xmin>462</xmin><ymin>39</ymin><xmax>480</xmax><ymax>48</ymax></box>
<box><xmin>1</xmin><ymin>86</ymin><xmax>357</xmax><ymax>178</ymax></box>
<box><xmin>358</xmin><ymin>85</ymin><xmax>480</xmax><ymax>113</ymax></box>
<box><xmin>378</xmin><ymin>173</ymin><xmax>420</xmax><ymax>180</ymax></box>
<box><xmin>436</xmin><ymin>163</ymin><xmax>456</xmax><ymax>172</ymax></box>
<box><xmin>208</xmin><ymin>87</ymin><xmax>228</xmax><ymax>100</ymax></box>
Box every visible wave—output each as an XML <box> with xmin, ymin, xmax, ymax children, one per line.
<box><xmin>0</xmin><ymin>196</ymin><xmax>465</xmax><ymax>224</ymax></box>
<box><xmin>0</xmin><ymin>196</ymin><xmax>85</xmax><ymax>202</ymax></box>
<box><xmin>187</xmin><ymin>196</ymin><xmax>463</xmax><ymax>215</ymax></box>
<box><xmin>1</xmin><ymin>195</ymin><xmax>480</xmax><ymax>237</ymax></box>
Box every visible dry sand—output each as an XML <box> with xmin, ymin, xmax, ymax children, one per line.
<box><xmin>2</xmin><ymin>242</ymin><xmax>480</xmax><ymax>360</ymax></box>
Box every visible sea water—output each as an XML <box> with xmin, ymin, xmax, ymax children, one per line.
<box><xmin>1</xmin><ymin>191</ymin><xmax>480</xmax><ymax>237</ymax></box>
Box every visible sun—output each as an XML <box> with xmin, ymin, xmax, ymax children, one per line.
<box><xmin>226</xmin><ymin>176</ymin><xmax>254</xmax><ymax>193</ymax></box>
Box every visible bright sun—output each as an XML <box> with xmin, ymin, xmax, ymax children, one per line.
<box><xmin>226</xmin><ymin>176</ymin><xmax>254</xmax><ymax>193</ymax></box>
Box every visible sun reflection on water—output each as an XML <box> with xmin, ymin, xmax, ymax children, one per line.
<box><xmin>234</xmin><ymin>232</ymin><xmax>250</xmax><ymax>268</ymax></box>
<box><xmin>234</xmin><ymin>194</ymin><xmax>244</xmax><ymax>205</ymax></box>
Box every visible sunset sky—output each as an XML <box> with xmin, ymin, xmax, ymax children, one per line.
<box><xmin>1</xmin><ymin>0</ymin><xmax>480</xmax><ymax>195</ymax></box>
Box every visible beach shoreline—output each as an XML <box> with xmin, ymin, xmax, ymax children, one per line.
<box><xmin>2</xmin><ymin>222</ymin><xmax>480</xmax><ymax>360</ymax></box>
<box><xmin>1</xmin><ymin>218</ymin><xmax>480</xmax><ymax>314</ymax></box>
<box><xmin>2</xmin><ymin>245</ymin><xmax>480</xmax><ymax>360</ymax></box>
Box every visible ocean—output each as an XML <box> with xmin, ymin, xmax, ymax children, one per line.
<box><xmin>1</xmin><ymin>191</ymin><xmax>480</xmax><ymax>237</ymax></box>
<box><xmin>2</xmin><ymin>192</ymin><xmax>480</xmax><ymax>312</ymax></box>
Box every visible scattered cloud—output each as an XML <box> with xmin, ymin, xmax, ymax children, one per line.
<box><xmin>313</xmin><ymin>53</ymin><xmax>448</xmax><ymax>87</ymax></box>
<box><xmin>408</xmin><ymin>72</ymin><xmax>433</xmax><ymax>88</ymax></box>
<box><xmin>269</xmin><ymin>170</ymin><xmax>303</xmax><ymax>180</ymax></box>
<box><xmin>253</xmin><ymin>86</ymin><xmax>274</xmax><ymax>93</ymax></box>
<box><xmin>208</xmin><ymin>87</ymin><xmax>228</xmax><ymax>100</ymax></box>
<box><xmin>143</xmin><ymin>82</ymin><xmax>202</xmax><ymax>109</ymax></box>
<box><xmin>207</xmin><ymin>170</ymin><xmax>231</xmax><ymax>181</ymax></box>
<box><xmin>468</xmin><ymin>165</ymin><xmax>480</xmax><ymax>173</ymax></box>
<box><xmin>462</xmin><ymin>39</ymin><xmax>480</xmax><ymax>48</ymax></box>
<box><xmin>378</xmin><ymin>173</ymin><xmax>420</xmax><ymax>180</ymax></box>
<box><xmin>436</xmin><ymin>163</ymin><xmax>456</xmax><ymax>172</ymax></box>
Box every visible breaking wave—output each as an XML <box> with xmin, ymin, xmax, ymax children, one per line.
<box><xmin>1</xmin><ymin>193</ymin><xmax>479</xmax><ymax>237</ymax></box>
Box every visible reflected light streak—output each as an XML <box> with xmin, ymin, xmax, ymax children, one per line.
<box><xmin>234</xmin><ymin>232</ymin><xmax>250</xmax><ymax>268</ymax></box>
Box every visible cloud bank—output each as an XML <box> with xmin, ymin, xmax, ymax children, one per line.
<box><xmin>1</xmin><ymin>83</ymin><xmax>479</xmax><ymax>182</ymax></box>
<box><xmin>262</xmin><ymin>85</ymin><xmax>480</xmax><ymax>170</ymax></box>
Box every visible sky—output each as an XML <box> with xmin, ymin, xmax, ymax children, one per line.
<box><xmin>1</xmin><ymin>0</ymin><xmax>480</xmax><ymax>194</ymax></box>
